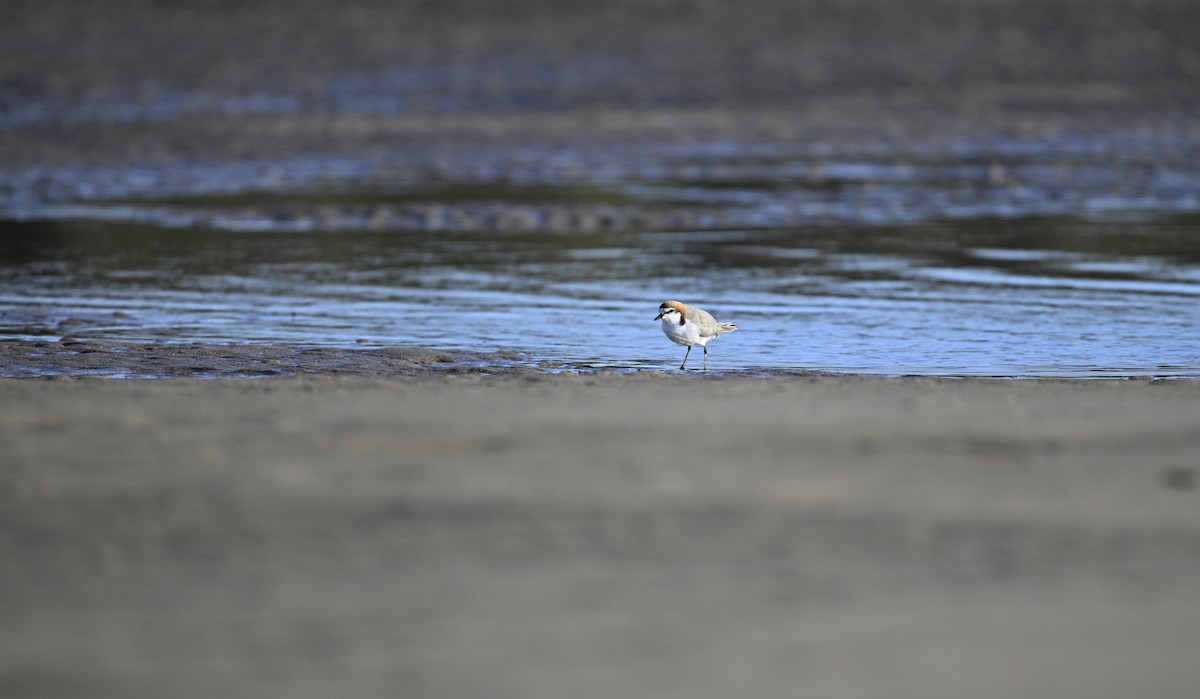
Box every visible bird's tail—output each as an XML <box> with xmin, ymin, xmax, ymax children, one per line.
<box><xmin>720</xmin><ymin>322</ymin><xmax>738</xmax><ymax>333</ymax></box>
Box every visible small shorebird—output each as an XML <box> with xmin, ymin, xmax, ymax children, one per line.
<box><xmin>654</xmin><ymin>300</ymin><xmax>738</xmax><ymax>370</ymax></box>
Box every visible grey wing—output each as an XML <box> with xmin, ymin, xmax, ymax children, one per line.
<box><xmin>689</xmin><ymin>307</ymin><xmax>723</xmax><ymax>337</ymax></box>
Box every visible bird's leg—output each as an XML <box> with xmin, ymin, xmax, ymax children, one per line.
<box><xmin>703</xmin><ymin>345</ymin><xmax>708</xmax><ymax>370</ymax></box>
<box><xmin>680</xmin><ymin>345</ymin><xmax>691</xmax><ymax>370</ymax></box>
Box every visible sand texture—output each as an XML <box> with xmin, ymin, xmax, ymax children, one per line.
<box><xmin>2</xmin><ymin>373</ymin><xmax>1199</xmax><ymax>698</ymax></box>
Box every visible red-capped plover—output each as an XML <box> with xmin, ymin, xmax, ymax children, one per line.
<box><xmin>654</xmin><ymin>300</ymin><xmax>738</xmax><ymax>370</ymax></box>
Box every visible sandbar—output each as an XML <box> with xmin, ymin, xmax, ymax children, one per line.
<box><xmin>2</xmin><ymin>367</ymin><xmax>1198</xmax><ymax>698</ymax></box>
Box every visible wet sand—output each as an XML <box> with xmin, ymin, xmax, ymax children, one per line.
<box><xmin>3</xmin><ymin>365</ymin><xmax>1199</xmax><ymax>698</ymax></box>
<box><xmin>5</xmin><ymin>0</ymin><xmax>1200</xmax><ymax>177</ymax></box>
<box><xmin>0</xmin><ymin>339</ymin><xmax>550</xmax><ymax>379</ymax></box>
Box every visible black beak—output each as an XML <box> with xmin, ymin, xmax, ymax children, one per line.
<box><xmin>654</xmin><ymin>312</ymin><xmax>665</xmax><ymax>320</ymax></box>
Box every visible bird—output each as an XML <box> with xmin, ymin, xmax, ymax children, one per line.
<box><xmin>654</xmin><ymin>300</ymin><xmax>738</xmax><ymax>370</ymax></box>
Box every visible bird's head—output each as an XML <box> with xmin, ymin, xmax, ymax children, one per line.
<box><xmin>654</xmin><ymin>300</ymin><xmax>687</xmax><ymax>322</ymax></box>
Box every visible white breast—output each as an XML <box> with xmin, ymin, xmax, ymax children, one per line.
<box><xmin>661</xmin><ymin>316</ymin><xmax>704</xmax><ymax>346</ymax></box>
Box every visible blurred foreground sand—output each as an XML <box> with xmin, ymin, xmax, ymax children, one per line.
<box><xmin>2</xmin><ymin>374</ymin><xmax>1198</xmax><ymax>698</ymax></box>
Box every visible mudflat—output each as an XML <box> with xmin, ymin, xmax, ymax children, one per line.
<box><xmin>3</xmin><ymin>1</ymin><xmax>1200</xmax><ymax>696</ymax></box>
<box><xmin>4</xmin><ymin>0</ymin><xmax>1199</xmax><ymax>173</ymax></box>
<box><xmin>2</xmin><ymin>372</ymin><xmax>1198</xmax><ymax>698</ymax></box>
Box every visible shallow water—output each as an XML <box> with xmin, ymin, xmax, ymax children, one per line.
<box><xmin>2</xmin><ymin>200</ymin><xmax>1198</xmax><ymax>377</ymax></box>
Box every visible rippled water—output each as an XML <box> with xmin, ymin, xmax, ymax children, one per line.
<box><xmin>2</xmin><ymin>193</ymin><xmax>1198</xmax><ymax>377</ymax></box>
